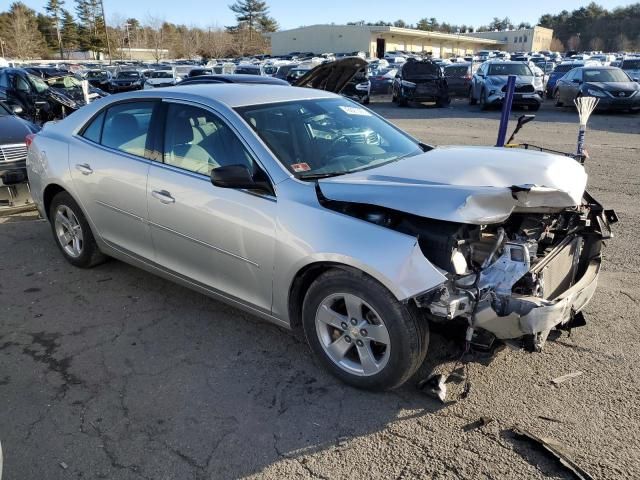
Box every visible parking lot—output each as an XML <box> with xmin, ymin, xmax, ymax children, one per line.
<box><xmin>1</xmin><ymin>97</ymin><xmax>639</xmax><ymax>479</ymax></box>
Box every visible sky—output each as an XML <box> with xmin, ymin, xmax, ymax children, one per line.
<box><xmin>21</xmin><ymin>0</ymin><xmax>635</xmax><ymax>30</ymax></box>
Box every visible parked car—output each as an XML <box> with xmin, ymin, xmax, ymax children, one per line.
<box><xmin>178</xmin><ymin>74</ymin><xmax>289</xmax><ymax>86</ymax></box>
<box><xmin>186</xmin><ymin>68</ymin><xmax>214</xmax><ymax>78</ymax></box>
<box><xmin>369</xmin><ymin>68</ymin><xmax>397</xmax><ymax>95</ymax></box>
<box><xmin>85</xmin><ymin>69</ymin><xmax>113</xmax><ymax>91</ymax></box>
<box><xmin>553</xmin><ymin>66</ymin><xmax>640</xmax><ymax>112</ymax></box>
<box><xmin>294</xmin><ymin>57</ymin><xmax>370</xmax><ymax>104</ymax></box>
<box><xmin>620</xmin><ymin>58</ymin><xmax>640</xmax><ymax>81</ymax></box>
<box><xmin>144</xmin><ymin>70</ymin><xmax>182</xmax><ymax>88</ymax></box>
<box><xmin>234</xmin><ymin>64</ymin><xmax>264</xmax><ymax>76</ymax></box>
<box><xmin>469</xmin><ymin>61</ymin><xmax>543</xmax><ymax>111</ymax></box>
<box><xmin>26</xmin><ymin>84</ymin><xmax>616</xmax><ymax>390</ymax></box>
<box><xmin>109</xmin><ymin>70</ymin><xmax>144</xmax><ymax>92</ymax></box>
<box><xmin>0</xmin><ymin>68</ymin><xmax>85</xmax><ymax>122</ymax></box>
<box><xmin>546</xmin><ymin>62</ymin><xmax>585</xmax><ymax>98</ymax></box>
<box><xmin>340</xmin><ymin>68</ymin><xmax>371</xmax><ymax>104</ymax></box>
<box><xmin>268</xmin><ymin>64</ymin><xmax>294</xmax><ymax>81</ymax></box>
<box><xmin>44</xmin><ymin>74</ymin><xmax>109</xmax><ymax>101</ymax></box>
<box><xmin>0</xmin><ymin>101</ymin><xmax>39</xmax><ymax>187</ymax></box>
<box><xmin>443</xmin><ymin>62</ymin><xmax>476</xmax><ymax>97</ymax></box>
<box><xmin>391</xmin><ymin>59</ymin><xmax>450</xmax><ymax>107</ymax></box>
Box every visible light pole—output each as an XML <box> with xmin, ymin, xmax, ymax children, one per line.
<box><xmin>99</xmin><ymin>0</ymin><xmax>112</xmax><ymax>63</ymax></box>
<box><xmin>124</xmin><ymin>23</ymin><xmax>132</xmax><ymax>60</ymax></box>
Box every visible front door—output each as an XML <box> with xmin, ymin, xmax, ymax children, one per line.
<box><xmin>69</xmin><ymin>100</ymin><xmax>157</xmax><ymax>260</ymax></box>
<box><xmin>376</xmin><ymin>39</ymin><xmax>386</xmax><ymax>59</ymax></box>
<box><xmin>146</xmin><ymin>101</ymin><xmax>276</xmax><ymax>313</ymax></box>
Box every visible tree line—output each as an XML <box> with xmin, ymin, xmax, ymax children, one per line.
<box><xmin>0</xmin><ymin>0</ymin><xmax>278</xmax><ymax>60</ymax></box>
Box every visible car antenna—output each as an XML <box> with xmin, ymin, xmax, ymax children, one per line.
<box><xmin>505</xmin><ymin>114</ymin><xmax>535</xmax><ymax>145</ymax></box>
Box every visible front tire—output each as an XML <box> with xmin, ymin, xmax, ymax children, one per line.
<box><xmin>49</xmin><ymin>192</ymin><xmax>106</xmax><ymax>268</ymax></box>
<box><xmin>554</xmin><ymin>90</ymin><xmax>563</xmax><ymax>107</ymax></box>
<box><xmin>302</xmin><ymin>269</ymin><xmax>429</xmax><ymax>391</ymax></box>
<box><xmin>479</xmin><ymin>89</ymin><xmax>489</xmax><ymax>110</ymax></box>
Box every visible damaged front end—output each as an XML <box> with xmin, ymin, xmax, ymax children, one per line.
<box><xmin>318</xmin><ymin>179</ymin><xmax>617</xmax><ymax>352</ymax></box>
<box><xmin>413</xmin><ymin>192</ymin><xmax>617</xmax><ymax>351</ymax></box>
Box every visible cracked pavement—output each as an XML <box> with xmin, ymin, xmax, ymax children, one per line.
<box><xmin>1</xmin><ymin>100</ymin><xmax>639</xmax><ymax>479</ymax></box>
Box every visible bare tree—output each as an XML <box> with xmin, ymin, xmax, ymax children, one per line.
<box><xmin>145</xmin><ymin>14</ymin><xmax>166</xmax><ymax>62</ymax></box>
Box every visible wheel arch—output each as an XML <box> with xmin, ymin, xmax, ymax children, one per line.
<box><xmin>42</xmin><ymin>183</ymin><xmax>68</xmax><ymax>219</ymax></box>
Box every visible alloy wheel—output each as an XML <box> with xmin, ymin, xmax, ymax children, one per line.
<box><xmin>315</xmin><ymin>293</ymin><xmax>391</xmax><ymax>377</ymax></box>
<box><xmin>54</xmin><ymin>205</ymin><xmax>84</xmax><ymax>258</ymax></box>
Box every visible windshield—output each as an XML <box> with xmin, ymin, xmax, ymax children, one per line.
<box><xmin>584</xmin><ymin>69</ymin><xmax>631</xmax><ymax>82</ymax></box>
<box><xmin>487</xmin><ymin>63</ymin><xmax>532</xmax><ymax>76</ymax></box>
<box><xmin>117</xmin><ymin>71</ymin><xmax>140</xmax><ymax>79</ymax></box>
<box><xmin>263</xmin><ymin>65</ymin><xmax>278</xmax><ymax>75</ymax></box>
<box><xmin>623</xmin><ymin>60</ymin><xmax>640</xmax><ymax>69</ymax></box>
<box><xmin>28</xmin><ymin>74</ymin><xmax>49</xmax><ymax>93</ymax></box>
<box><xmin>151</xmin><ymin>71</ymin><xmax>173</xmax><ymax>78</ymax></box>
<box><xmin>236</xmin><ymin>98</ymin><xmax>422</xmax><ymax>179</ymax></box>
<box><xmin>87</xmin><ymin>71</ymin><xmax>108</xmax><ymax>79</ymax></box>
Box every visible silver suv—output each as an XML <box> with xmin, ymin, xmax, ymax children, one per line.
<box><xmin>469</xmin><ymin>61</ymin><xmax>544</xmax><ymax>110</ymax></box>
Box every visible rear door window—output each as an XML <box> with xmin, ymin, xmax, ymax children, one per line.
<box><xmin>100</xmin><ymin>102</ymin><xmax>155</xmax><ymax>158</ymax></box>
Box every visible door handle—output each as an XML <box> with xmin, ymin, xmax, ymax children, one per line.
<box><xmin>75</xmin><ymin>163</ymin><xmax>93</xmax><ymax>175</ymax></box>
<box><xmin>151</xmin><ymin>190</ymin><xmax>175</xmax><ymax>204</ymax></box>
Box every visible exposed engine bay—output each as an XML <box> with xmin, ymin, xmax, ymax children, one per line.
<box><xmin>318</xmin><ymin>186</ymin><xmax>618</xmax><ymax>351</ymax></box>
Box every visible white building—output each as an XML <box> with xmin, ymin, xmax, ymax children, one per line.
<box><xmin>269</xmin><ymin>25</ymin><xmax>505</xmax><ymax>59</ymax></box>
<box><xmin>460</xmin><ymin>26</ymin><xmax>554</xmax><ymax>53</ymax></box>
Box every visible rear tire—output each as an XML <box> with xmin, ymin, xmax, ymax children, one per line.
<box><xmin>436</xmin><ymin>95</ymin><xmax>450</xmax><ymax>108</ymax></box>
<box><xmin>302</xmin><ymin>269</ymin><xmax>429</xmax><ymax>391</ymax></box>
<box><xmin>49</xmin><ymin>192</ymin><xmax>106</xmax><ymax>268</ymax></box>
<box><xmin>469</xmin><ymin>88</ymin><xmax>477</xmax><ymax>105</ymax></box>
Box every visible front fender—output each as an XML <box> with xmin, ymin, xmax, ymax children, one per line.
<box><xmin>271</xmin><ymin>181</ymin><xmax>447</xmax><ymax>322</ymax></box>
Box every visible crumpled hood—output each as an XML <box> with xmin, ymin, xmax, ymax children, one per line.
<box><xmin>318</xmin><ymin>146</ymin><xmax>588</xmax><ymax>225</ymax></box>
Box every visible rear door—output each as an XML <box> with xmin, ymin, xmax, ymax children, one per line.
<box><xmin>70</xmin><ymin>100</ymin><xmax>158</xmax><ymax>260</ymax></box>
<box><xmin>146</xmin><ymin>100</ymin><xmax>277</xmax><ymax>313</ymax></box>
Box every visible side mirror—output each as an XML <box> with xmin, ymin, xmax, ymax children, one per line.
<box><xmin>211</xmin><ymin>164</ymin><xmax>260</xmax><ymax>190</ymax></box>
<box><xmin>634</xmin><ymin>78</ymin><xmax>639</xmax><ymax>82</ymax></box>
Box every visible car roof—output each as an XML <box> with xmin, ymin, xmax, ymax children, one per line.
<box><xmin>157</xmin><ymin>83</ymin><xmax>339</xmax><ymax>107</ymax></box>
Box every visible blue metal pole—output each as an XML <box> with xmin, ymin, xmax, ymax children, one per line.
<box><xmin>496</xmin><ymin>74</ymin><xmax>516</xmax><ymax>147</ymax></box>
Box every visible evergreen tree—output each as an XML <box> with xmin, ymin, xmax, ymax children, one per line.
<box><xmin>229</xmin><ymin>0</ymin><xmax>272</xmax><ymax>40</ymax></box>
<box><xmin>61</xmin><ymin>9</ymin><xmax>78</xmax><ymax>55</ymax></box>
<box><xmin>45</xmin><ymin>0</ymin><xmax>65</xmax><ymax>59</ymax></box>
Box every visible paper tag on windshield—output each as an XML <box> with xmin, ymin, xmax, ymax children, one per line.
<box><xmin>291</xmin><ymin>162</ymin><xmax>311</xmax><ymax>172</ymax></box>
<box><xmin>339</xmin><ymin>106</ymin><xmax>372</xmax><ymax>116</ymax></box>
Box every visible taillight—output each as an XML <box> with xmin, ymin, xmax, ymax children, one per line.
<box><xmin>464</xmin><ymin>74</ymin><xmax>472</xmax><ymax>80</ymax></box>
<box><xmin>25</xmin><ymin>133</ymin><xmax>36</xmax><ymax>149</ymax></box>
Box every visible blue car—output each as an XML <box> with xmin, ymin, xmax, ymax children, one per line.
<box><xmin>546</xmin><ymin>62</ymin><xmax>584</xmax><ymax>98</ymax></box>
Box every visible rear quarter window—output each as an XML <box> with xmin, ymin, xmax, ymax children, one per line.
<box><xmin>81</xmin><ymin>111</ymin><xmax>105</xmax><ymax>143</ymax></box>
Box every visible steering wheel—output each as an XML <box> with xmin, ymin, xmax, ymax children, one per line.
<box><xmin>320</xmin><ymin>134</ymin><xmax>350</xmax><ymax>162</ymax></box>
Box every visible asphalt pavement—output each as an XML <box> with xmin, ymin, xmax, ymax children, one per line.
<box><xmin>1</xmin><ymin>98</ymin><xmax>639</xmax><ymax>479</ymax></box>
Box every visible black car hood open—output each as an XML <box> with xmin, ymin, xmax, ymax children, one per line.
<box><xmin>294</xmin><ymin>57</ymin><xmax>368</xmax><ymax>94</ymax></box>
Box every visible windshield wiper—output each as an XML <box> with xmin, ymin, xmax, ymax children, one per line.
<box><xmin>297</xmin><ymin>171</ymin><xmax>347</xmax><ymax>180</ymax></box>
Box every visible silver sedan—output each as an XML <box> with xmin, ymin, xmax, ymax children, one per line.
<box><xmin>27</xmin><ymin>85</ymin><xmax>614</xmax><ymax>390</ymax></box>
